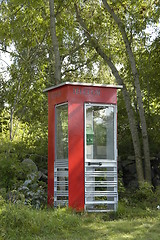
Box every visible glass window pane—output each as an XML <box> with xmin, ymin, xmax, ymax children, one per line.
<box><xmin>86</xmin><ymin>105</ymin><xmax>115</xmax><ymax>160</ymax></box>
<box><xmin>56</xmin><ymin>104</ymin><xmax>68</xmax><ymax>160</ymax></box>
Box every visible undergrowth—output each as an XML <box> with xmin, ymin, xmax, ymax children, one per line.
<box><xmin>1</xmin><ymin>180</ymin><xmax>160</xmax><ymax>239</ymax></box>
<box><xmin>1</xmin><ymin>195</ymin><xmax>160</xmax><ymax>240</ymax></box>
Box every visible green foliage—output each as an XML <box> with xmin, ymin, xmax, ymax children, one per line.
<box><xmin>140</xmin><ymin>38</ymin><xmax>160</xmax><ymax>154</ymax></box>
<box><xmin>0</xmin><ymin>137</ymin><xmax>47</xmax><ymax>208</ymax></box>
<box><xmin>118</xmin><ymin>173</ymin><xmax>126</xmax><ymax>199</ymax></box>
<box><xmin>0</xmin><ymin>0</ymin><xmax>159</xmax><ymax>164</ymax></box>
<box><xmin>0</xmin><ymin>195</ymin><xmax>6</xmax><ymax>209</ymax></box>
<box><xmin>0</xmin><ymin>203</ymin><xmax>160</xmax><ymax>240</ymax></box>
<box><xmin>0</xmin><ymin>0</ymin><xmax>160</xmax><ymax>214</ymax></box>
<box><xmin>118</xmin><ymin>181</ymin><xmax>160</xmax><ymax>211</ymax></box>
<box><xmin>0</xmin><ymin>154</ymin><xmax>47</xmax><ymax>208</ymax></box>
<box><xmin>0</xmin><ymin>108</ymin><xmax>47</xmax><ymax>208</ymax></box>
<box><xmin>135</xmin><ymin>182</ymin><xmax>154</xmax><ymax>202</ymax></box>
<box><xmin>0</xmin><ymin>151</ymin><xmax>24</xmax><ymax>191</ymax></box>
<box><xmin>17</xmin><ymin>173</ymin><xmax>47</xmax><ymax>208</ymax></box>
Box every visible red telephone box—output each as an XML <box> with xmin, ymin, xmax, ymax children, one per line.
<box><xmin>44</xmin><ymin>82</ymin><xmax>122</xmax><ymax>212</ymax></box>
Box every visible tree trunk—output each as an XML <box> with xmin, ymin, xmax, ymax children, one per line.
<box><xmin>75</xmin><ymin>5</ymin><xmax>145</xmax><ymax>184</ymax></box>
<box><xmin>102</xmin><ymin>0</ymin><xmax>151</xmax><ymax>183</ymax></box>
<box><xmin>10</xmin><ymin>108</ymin><xmax>13</xmax><ymax>141</ymax></box>
<box><xmin>49</xmin><ymin>0</ymin><xmax>61</xmax><ymax>84</ymax></box>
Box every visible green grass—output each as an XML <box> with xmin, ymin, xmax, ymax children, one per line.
<box><xmin>0</xmin><ymin>202</ymin><xmax>160</xmax><ymax>240</ymax></box>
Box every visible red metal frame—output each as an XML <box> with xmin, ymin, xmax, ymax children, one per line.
<box><xmin>45</xmin><ymin>82</ymin><xmax>121</xmax><ymax>210</ymax></box>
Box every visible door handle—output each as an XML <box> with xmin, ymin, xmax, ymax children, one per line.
<box><xmin>88</xmin><ymin>162</ymin><xmax>102</xmax><ymax>166</ymax></box>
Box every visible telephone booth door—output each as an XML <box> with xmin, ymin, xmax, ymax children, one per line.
<box><xmin>85</xmin><ymin>103</ymin><xmax>118</xmax><ymax>212</ymax></box>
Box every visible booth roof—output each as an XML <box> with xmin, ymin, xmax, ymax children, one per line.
<box><xmin>43</xmin><ymin>82</ymin><xmax>123</xmax><ymax>92</ymax></box>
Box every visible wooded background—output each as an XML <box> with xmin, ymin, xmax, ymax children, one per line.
<box><xmin>0</xmin><ymin>0</ymin><xmax>160</xmax><ymax>202</ymax></box>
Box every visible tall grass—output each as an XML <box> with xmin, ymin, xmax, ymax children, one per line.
<box><xmin>1</xmin><ymin>199</ymin><xmax>160</xmax><ymax>240</ymax></box>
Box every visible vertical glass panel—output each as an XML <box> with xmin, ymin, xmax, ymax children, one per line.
<box><xmin>86</xmin><ymin>105</ymin><xmax>114</xmax><ymax>160</ymax></box>
<box><xmin>54</xmin><ymin>103</ymin><xmax>68</xmax><ymax>208</ymax></box>
<box><xmin>56</xmin><ymin>104</ymin><xmax>68</xmax><ymax>160</ymax></box>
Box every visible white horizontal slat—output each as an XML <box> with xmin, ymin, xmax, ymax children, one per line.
<box><xmin>54</xmin><ymin>158</ymin><xmax>68</xmax><ymax>208</ymax></box>
<box><xmin>85</xmin><ymin>191</ymin><xmax>117</xmax><ymax>196</ymax></box>
<box><xmin>87</xmin><ymin>209</ymin><xmax>114</xmax><ymax>212</ymax></box>
<box><xmin>55</xmin><ymin>181</ymin><xmax>68</xmax><ymax>186</ymax></box>
<box><xmin>54</xmin><ymin>171</ymin><xmax>68</xmax><ymax>177</ymax></box>
<box><xmin>85</xmin><ymin>181</ymin><xmax>117</xmax><ymax>186</ymax></box>
<box><xmin>55</xmin><ymin>191</ymin><xmax>68</xmax><ymax>197</ymax></box>
<box><xmin>86</xmin><ymin>200</ymin><xmax>117</xmax><ymax>205</ymax></box>
<box><xmin>85</xmin><ymin>158</ymin><xmax>118</xmax><ymax>212</ymax></box>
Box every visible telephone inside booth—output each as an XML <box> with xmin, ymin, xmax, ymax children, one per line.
<box><xmin>86</xmin><ymin>124</ymin><xmax>94</xmax><ymax>145</ymax></box>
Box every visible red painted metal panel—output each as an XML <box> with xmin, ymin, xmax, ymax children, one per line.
<box><xmin>67</xmin><ymin>85</ymin><xmax>117</xmax><ymax>104</ymax></box>
<box><xmin>48</xmin><ymin>85</ymin><xmax>68</xmax><ymax>106</ymax></box>
<box><xmin>68</xmin><ymin>102</ymin><xmax>84</xmax><ymax>210</ymax></box>
<box><xmin>47</xmin><ymin>92</ymin><xmax>55</xmax><ymax>206</ymax></box>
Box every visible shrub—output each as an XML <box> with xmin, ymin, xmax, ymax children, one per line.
<box><xmin>17</xmin><ymin>172</ymin><xmax>47</xmax><ymax>208</ymax></box>
<box><xmin>0</xmin><ymin>153</ymin><xmax>25</xmax><ymax>191</ymax></box>
<box><xmin>119</xmin><ymin>181</ymin><xmax>158</xmax><ymax>209</ymax></box>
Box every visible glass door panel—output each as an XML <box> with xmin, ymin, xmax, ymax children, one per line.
<box><xmin>86</xmin><ymin>105</ymin><xmax>115</xmax><ymax>160</ymax></box>
<box><xmin>85</xmin><ymin>104</ymin><xmax>118</xmax><ymax>212</ymax></box>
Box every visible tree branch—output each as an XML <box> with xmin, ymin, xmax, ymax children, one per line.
<box><xmin>74</xmin><ymin>4</ymin><xmax>123</xmax><ymax>85</ymax></box>
<box><xmin>0</xmin><ymin>48</ymin><xmax>25</xmax><ymax>61</ymax></box>
<box><xmin>62</xmin><ymin>53</ymin><xmax>98</xmax><ymax>75</ymax></box>
<box><xmin>61</xmin><ymin>40</ymin><xmax>87</xmax><ymax>61</ymax></box>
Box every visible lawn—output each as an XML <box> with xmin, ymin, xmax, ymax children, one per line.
<box><xmin>0</xmin><ymin>201</ymin><xmax>160</xmax><ymax>240</ymax></box>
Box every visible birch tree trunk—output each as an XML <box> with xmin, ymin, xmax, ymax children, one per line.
<box><xmin>75</xmin><ymin>5</ymin><xmax>145</xmax><ymax>184</ymax></box>
<box><xmin>49</xmin><ymin>0</ymin><xmax>61</xmax><ymax>84</ymax></box>
<box><xmin>102</xmin><ymin>0</ymin><xmax>151</xmax><ymax>183</ymax></box>
<box><xmin>10</xmin><ymin>108</ymin><xmax>13</xmax><ymax>141</ymax></box>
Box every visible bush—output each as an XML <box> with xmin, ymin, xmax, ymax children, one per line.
<box><xmin>17</xmin><ymin>172</ymin><xmax>47</xmax><ymax>208</ymax></box>
<box><xmin>0</xmin><ymin>153</ymin><xmax>25</xmax><ymax>191</ymax></box>
<box><xmin>0</xmin><ymin>138</ymin><xmax>47</xmax><ymax>208</ymax></box>
<box><xmin>118</xmin><ymin>181</ymin><xmax>160</xmax><ymax>210</ymax></box>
